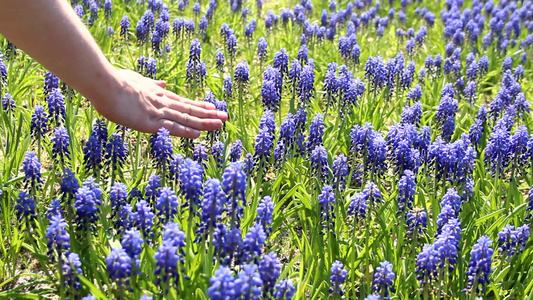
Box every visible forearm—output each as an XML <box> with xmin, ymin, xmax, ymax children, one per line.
<box><xmin>0</xmin><ymin>0</ymin><xmax>117</xmax><ymax>104</ymax></box>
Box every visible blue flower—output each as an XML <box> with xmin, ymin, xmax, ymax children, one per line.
<box><xmin>132</xmin><ymin>200</ymin><xmax>155</xmax><ymax>239</ymax></box>
<box><xmin>149</xmin><ymin>128</ymin><xmax>173</xmax><ymax>171</ymax></box>
<box><xmin>306</xmin><ymin>114</ymin><xmax>324</xmax><ymax>155</ymax></box>
<box><xmin>230</xmin><ymin>139</ymin><xmax>244</xmax><ymax>162</ymax></box>
<box><xmin>254</xmin><ymin>125</ymin><xmax>274</xmax><ymax>166</ymax></box>
<box><xmin>415</xmin><ymin>244</ymin><xmax>439</xmax><ymax>285</ymax></box>
<box><xmin>197</xmin><ymin>179</ymin><xmax>226</xmax><ymax>241</ymax></box>
<box><xmin>74</xmin><ymin>179</ymin><xmax>102</xmax><ymax>230</ymax></box>
<box><xmin>22</xmin><ymin>151</ymin><xmax>42</xmax><ymax>191</ymax></box>
<box><xmin>257</xmin><ymin>37</ymin><xmax>268</xmax><ymax>62</ymax></box>
<box><xmin>193</xmin><ymin>143</ymin><xmax>209</xmax><ymax>166</ymax></box>
<box><xmin>298</xmin><ymin>63</ymin><xmax>315</xmax><ymax>106</ymax></box>
<box><xmin>62</xmin><ymin>252</ymin><xmax>83</xmax><ymax>294</ymax></box>
<box><xmin>465</xmin><ymin>235</ymin><xmax>494</xmax><ymax>294</ymax></box>
<box><xmin>330</xmin><ymin>260</ymin><xmax>347</xmax><ymax>295</ymax></box>
<box><xmin>121</xmin><ymin>228</ymin><xmax>143</xmax><ymax>270</ymax></box>
<box><xmin>484</xmin><ymin>126</ymin><xmax>511</xmax><ymax>177</ymax></box>
<box><xmin>46</xmin><ymin>214</ymin><xmax>70</xmax><ymax>261</ymax></box>
<box><xmin>311</xmin><ymin>145</ymin><xmax>329</xmax><ymax>182</ymax></box>
<box><xmin>180</xmin><ymin>158</ymin><xmax>204</xmax><ymax>210</ymax></box>
<box><xmin>235</xmin><ymin>61</ymin><xmax>250</xmax><ymax>84</ymax></box>
<box><xmin>258</xmin><ymin>252</ymin><xmax>281</xmax><ymax>296</ymax></box>
<box><xmin>318</xmin><ymin>185</ymin><xmax>336</xmax><ymax>230</ymax></box>
<box><xmin>105</xmin><ymin>132</ymin><xmax>128</xmax><ymax>171</ymax></box>
<box><xmin>273</xmin><ymin>278</ymin><xmax>296</xmax><ymax>299</ymax></box>
<box><xmin>372</xmin><ymin>261</ymin><xmax>395</xmax><ymax>298</ymax></box>
<box><xmin>83</xmin><ymin>134</ymin><xmax>103</xmax><ymax>176</ymax></box>
<box><xmin>154</xmin><ymin>242</ymin><xmax>181</xmax><ymax>286</ymax></box>
<box><xmin>120</xmin><ymin>15</ymin><xmax>130</xmax><ymax>37</ymax></box>
<box><xmin>498</xmin><ymin>224</ymin><xmax>530</xmax><ymax>260</ymax></box>
<box><xmin>242</xmin><ymin>223</ymin><xmax>267</xmax><ymax>263</ymax></box>
<box><xmin>223</xmin><ymin>162</ymin><xmax>247</xmax><ymax>228</ymax></box>
<box><xmin>44</xmin><ymin>72</ymin><xmax>59</xmax><ymax>95</ymax></box>
<box><xmin>47</xmin><ymin>200</ymin><xmax>64</xmax><ymax>220</ymax></box>
<box><xmin>1</xmin><ymin>93</ymin><xmax>15</xmax><ymax>112</ymax></box>
<box><xmin>434</xmin><ymin>221</ymin><xmax>461</xmax><ymax>273</ymax></box>
<box><xmin>213</xmin><ymin>224</ymin><xmax>243</xmax><ymax>265</ymax></box>
<box><xmin>216</xmin><ymin>51</ymin><xmax>225</xmax><ymax>70</ymax></box>
<box><xmin>30</xmin><ymin>105</ymin><xmax>48</xmax><ymax>139</ymax></box>
<box><xmin>261</xmin><ymin>80</ymin><xmax>280</xmax><ymax>112</ymax></box>
<box><xmin>397</xmin><ymin>170</ymin><xmax>416</xmax><ymax>215</ymax></box>
<box><xmin>51</xmin><ymin>127</ymin><xmax>71</xmax><ymax>163</ymax></box>
<box><xmin>109</xmin><ymin>182</ymin><xmax>128</xmax><ymax>219</ymax></box>
<box><xmin>406</xmin><ymin>207</ymin><xmax>427</xmax><ymax>238</ymax></box>
<box><xmin>208</xmin><ymin>266</ymin><xmax>236</xmax><ymax>299</ymax></box>
<box><xmin>348</xmin><ymin>191</ymin><xmax>367</xmax><ymax>221</ymax></box>
<box><xmin>156</xmin><ymin>187</ymin><xmax>179</xmax><ymax>224</ymax></box>
<box><xmin>235</xmin><ymin>263</ymin><xmax>263</xmax><ymax>299</ymax></box>
<box><xmin>162</xmin><ymin>221</ymin><xmax>186</xmax><ymax>249</ymax></box>
<box><xmin>106</xmin><ymin>248</ymin><xmax>132</xmax><ymax>284</ymax></box>
<box><xmin>245</xmin><ymin>19</ymin><xmax>257</xmax><ymax>38</ymax></box>
<box><xmin>256</xmin><ymin>196</ymin><xmax>274</xmax><ymax>235</ymax></box>
<box><xmin>273</xmin><ymin>49</ymin><xmax>289</xmax><ymax>76</ymax></box>
<box><xmin>143</xmin><ymin>173</ymin><xmax>161</xmax><ymax>206</ymax></box>
<box><xmin>47</xmin><ymin>88</ymin><xmax>66</xmax><ymax>125</ymax></box>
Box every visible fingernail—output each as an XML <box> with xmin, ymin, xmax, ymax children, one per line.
<box><xmin>218</xmin><ymin>112</ymin><xmax>228</xmax><ymax>119</ymax></box>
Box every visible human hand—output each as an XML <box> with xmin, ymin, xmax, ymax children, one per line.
<box><xmin>91</xmin><ymin>69</ymin><xmax>228</xmax><ymax>138</ymax></box>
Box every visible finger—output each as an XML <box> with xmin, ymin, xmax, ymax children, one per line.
<box><xmin>162</xmin><ymin>108</ymin><xmax>224</xmax><ymax>131</ymax></box>
<box><xmin>161</xmin><ymin>89</ymin><xmax>218</xmax><ymax>110</ymax></box>
<box><xmin>157</xmin><ymin>119</ymin><xmax>201</xmax><ymax>138</ymax></box>
<box><xmin>153</xmin><ymin>79</ymin><xmax>166</xmax><ymax>88</ymax></box>
<box><xmin>163</xmin><ymin>98</ymin><xmax>228</xmax><ymax>121</ymax></box>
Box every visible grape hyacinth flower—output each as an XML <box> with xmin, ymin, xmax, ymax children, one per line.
<box><xmin>156</xmin><ymin>187</ymin><xmax>179</xmax><ymax>225</ymax></box>
<box><xmin>256</xmin><ymin>196</ymin><xmax>274</xmax><ymax>236</ymax></box>
<box><xmin>306</xmin><ymin>113</ymin><xmax>324</xmax><ymax>155</ymax></box>
<box><xmin>46</xmin><ymin>215</ymin><xmax>71</xmax><ymax>262</ymax></box>
<box><xmin>273</xmin><ymin>48</ymin><xmax>289</xmax><ymax>76</ymax></box>
<box><xmin>397</xmin><ymin>170</ymin><xmax>416</xmax><ymax>215</ymax></box>
<box><xmin>121</xmin><ymin>228</ymin><xmax>143</xmax><ymax>271</ymax></box>
<box><xmin>60</xmin><ymin>168</ymin><xmax>79</xmax><ymax>205</ymax></box>
<box><xmin>105</xmin><ymin>132</ymin><xmax>128</xmax><ymax>173</ymax></box>
<box><xmin>120</xmin><ymin>15</ymin><xmax>130</xmax><ymax>38</ymax></box>
<box><xmin>405</xmin><ymin>207</ymin><xmax>428</xmax><ymax>239</ymax></box>
<box><xmin>273</xmin><ymin>278</ymin><xmax>296</xmax><ymax>300</ymax></box>
<box><xmin>216</xmin><ymin>50</ymin><xmax>225</xmax><ymax>71</ymax></box>
<box><xmin>223</xmin><ymin>162</ymin><xmax>247</xmax><ymax>228</ymax></box>
<box><xmin>15</xmin><ymin>191</ymin><xmax>36</xmax><ymax>221</ymax></box>
<box><xmin>44</xmin><ymin>72</ymin><xmax>59</xmax><ymax>95</ymax></box>
<box><xmin>373</xmin><ymin>261</ymin><xmax>395</xmax><ymax>298</ymax></box>
<box><xmin>329</xmin><ymin>260</ymin><xmax>347</xmax><ymax>296</ymax></box>
<box><xmin>241</xmin><ymin>223</ymin><xmax>267</xmax><ymax>263</ymax></box>
<box><xmin>51</xmin><ymin>127</ymin><xmax>71</xmax><ymax>164</ymax></box>
<box><xmin>415</xmin><ymin>244</ymin><xmax>439</xmax><ymax>285</ymax></box>
<box><xmin>30</xmin><ymin>105</ymin><xmax>48</xmax><ymax>140</ymax></box>
<box><xmin>497</xmin><ymin>224</ymin><xmax>530</xmax><ymax>260</ymax></box>
<box><xmin>179</xmin><ymin>158</ymin><xmax>204</xmax><ymax>212</ymax></box>
<box><xmin>74</xmin><ymin>179</ymin><xmax>102</xmax><ymax>230</ymax></box>
<box><xmin>254</xmin><ymin>124</ymin><xmax>274</xmax><ymax>167</ymax></box>
<box><xmin>153</xmin><ymin>242</ymin><xmax>181</xmax><ymax>287</ymax></box>
<box><xmin>257</xmin><ymin>37</ymin><xmax>268</xmax><ymax>63</ymax></box>
<box><xmin>1</xmin><ymin>93</ymin><xmax>15</xmax><ymax>112</ymax></box>
<box><xmin>464</xmin><ymin>235</ymin><xmax>494</xmax><ymax>294</ymax></box>
<box><xmin>197</xmin><ymin>178</ymin><xmax>226</xmax><ymax>241</ymax></box>
<box><xmin>211</xmin><ymin>141</ymin><xmax>224</xmax><ymax>169</ymax></box>
<box><xmin>47</xmin><ymin>88</ymin><xmax>66</xmax><ymax>126</ymax></box>
<box><xmin>83</xmin><ymin>133</ymin><xmax>103</xmax><ymax>177</ymax></box>
<box><xmin>258</xmin><ymin>252</ymin><xmax>281</xmax><ymax>297</ymax></box>
<box><xmin>106</xmin><ymin>248</ymin><xmax>132</xmax><ymax>288</ymax></box>
<box><xmin>318</xmin><ymin>185</ymin><xmax>336</xmax><ymax>230</ymax></box>
<box><xmin>234</xmin><ymin>263</ymin><xmax>263</xmax><ymax>299</ymax></box>
<box><xmin>208</xmin><ymin>266</ymin><xmax>236</xmax><ymax>299</ymax></box>
<box><xmin>230</xmin><ymin>139</ymin><xmax>244</xmax><ymax>162</ymax></box>
<box><xmin>193</xmin><ymin>143</ymin><xmax>208</xmax><ymax>166</ymax></box>
<box><xmin>298</xmin><ymin>63</ymin><xmax>315</xmax><ymax>106</ymax></box>
<box><xmin>109</xmin><ymin>182</ymin><xmax>127</xmax><ymax>219</ymax></box>
<box><xmin>22</xmin><ymin>151</ymin><xmax>42</xmax><ymax>192</ymax></box>
<box><xmin>149</xmin><ymin>127</ymin><xmax>173</xmax><ymax>172</ymax></box>
<box><xmin>62</xmin><ymin>252</ymin><xmax>83</xmax><ymax>295</ymax></box>
<box><xmin>132</xmin><ymin>200</ymin><xmax>155</xmax><ymax>240</ymax></box>
<box><xmin>145</xmin><ymin>173</ymin><xmax>162</xmax><ymax>205</ymax></box>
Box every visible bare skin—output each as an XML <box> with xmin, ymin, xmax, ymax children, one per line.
<box><xmin>0</xmin><ymin>0</ymin><xmax>227</xmax><ymax>138</ymax></box>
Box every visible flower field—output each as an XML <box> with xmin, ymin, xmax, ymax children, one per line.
<box><xmin>2</xmin><ymin>0</ymin><xmax>533</xmax><ymax>299</ymax></box>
